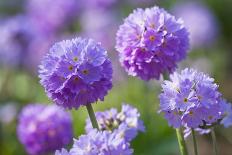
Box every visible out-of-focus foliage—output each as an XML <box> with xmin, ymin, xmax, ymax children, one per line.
<box><xmin>0</xmin><ymin>0</ymin><xmax>232</xmax><ymax>154</ymax></box>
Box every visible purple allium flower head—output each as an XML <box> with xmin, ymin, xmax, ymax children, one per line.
<box><xmin>159</xmin><ymin>68</ymin><xmax>226</xmax><ymax>128</ymax></box>
<box><xmin>116</xmin><ymin>6</ymin><xmax>189</xmax><ymax>80</ymax></box>
<box><xmin>17</xmin><ymin>104</ymin><xmax>73</xmax><ymax>155</ymax></box>
<box><xmin>69</xmin><ymin>129</ymin><xmax>133</xmax><ymax>155</ymax></box>
<box><xmin>85</xmin><ymin>104</ymin><xmax>145</xmax><ymax>142</ymax></box>
<box><xmin>26</xmin><ymin>0</ymin><xmax>78</xmax><ymax>34</ymax></box>
<box><xmin>39</xmin><ymin>37</ymin><xmax>112</xmax><ymax>109</ymax></box>
<box><xmin>173</xmin><ymin>2</ymin><xmax>218</xmax><ymax>48</ymax></box>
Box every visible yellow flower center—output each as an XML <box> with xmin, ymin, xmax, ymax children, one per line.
<box><xmin>74</xmin><ymin>77</ymin><xmax>79</xmax><ymax>81</ymax></box>
<box><xmin>68</xmin><ymin>65</ymin><xmax>73</xmax><ymax>71</ymax></box>
<box><xmin>149</xmin><ymin>35</ymin><xmax>155</xmax><ymax>41</ymax></box>
<box><xmin>189</xmin><ymin>111</ymin><xmax>193</xmax><ymax>115</ymax></box>
<box><xmin>73</xmin><ymin>57</ymin><xmax>78</xmax><ymax>62</ymax></box>
<box><xmin>82</xmin><ymin>69</ymin><xmax>89</xmax><ymax>75</ymax></box>
<box><xmin>183</xmin><ymin>98</ymin><xmax>188</xmax><ymax>103</ymax></box>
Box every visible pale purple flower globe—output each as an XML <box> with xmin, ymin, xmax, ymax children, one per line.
<box><xmin>69</xmin><ymin>129</ymin><xmax>133</xmax><ymax>155</ymax></box>
<box><xmin>39</xmin><ymin>37</ymin><xmax>112</xmax><ymax>109</ymax></box>
<box><xmin>116</xmin><ymin>6</ymin><xmax>189</xmax><ymax>80</ymax></box>
<box><xmin>17</xmin><ymin>104</ymin><xmax>73</xmax><ymax>155</ymax></box>
<box><xmin>159</xmin><ymin>68</ymin><xmax>226</xmax><ymax>128</ymax></box>
<box><xmin>85</xmin><ymin>104</ymin><xmax>145</xmax><ymax>141</ymax></box>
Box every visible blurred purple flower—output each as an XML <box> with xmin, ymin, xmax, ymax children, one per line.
<box><xmin>39</xmin><ymin>37</ymin><xmax>112</xmax><ymax>109</ymax></box>
<box><xmin>80</xmin><ymin>9</ymin><xmax>117</xmax><ymax>50</ymax></box>
<box><xmin>173</xmin><ymin>2</ymin><xmax>218</xmax><ymax>48</ymax></box>
<box><xmin>26</xmin><ymin>0</ymin><xmax>78</xmax><ymax>34</ymax></box>
<box><xmin>116</xmin><ymin>6</ymin><xmax>189</xmax><ymax>80</ymax></box>
<box><xmin>0</xmin><ymin>15</ymin><xmax>35</xmax><ymax>67</ymax></box>
<box><xmin>85</xmin><ymin>104</ymin><xmax>145</xmax><ymax>141</ymax></box>
<box><xmin>159</xmin><ymin>68</ymin><xmax>226</xmax><ymax>128</ymax></box>
<box><xmin>17</xmin><ymin>104</ymin><xmax>73</xmax><ymax>155</ymax></box>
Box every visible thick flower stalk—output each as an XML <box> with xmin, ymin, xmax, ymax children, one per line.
<box><xmin>39</xmin><ymin>37</ymin><xmax>112</xmax><ymax>109</ymax></box>
<box><xmin>17</xmin><ymin>104</ymin><xmax>73</xmax><ymax>155</ymax></box>
<box><xmin>85</xmin><ymin>104</ymin><xmax>145</xmax><ymax>141</ymax></box>
<box><xmin>116</xmin><ymin>6</ymin><xmax>189</xmax><ymax>80</ymax></box>
<box><xmin>55</xmin><ymin>129</ymin><xmax>133</xmax><ymax>155</ymax></box>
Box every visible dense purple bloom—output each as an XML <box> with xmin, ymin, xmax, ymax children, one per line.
<box><xmin>39</xmin><ymin>38</ymin><xmax>112</xmax><ymax>109</ymax></box>
<box><xmin>173</xmin><ymin>2</ymin><xmax>218</xmax><ymax>48</ymax></box>
<box><xmin>26</xmin><ymin>0</ymin><xmax>78</xmax><ymax>34</ymax></box>
<box><xmin>116</xmin><ymin>6</ymin><xmax>189</xmax><ymax>80</ymax></box>
<box><xmin>70</xmin><ymin>129</ymin><xmax>133</xmax><ymax>155</ymax></box>
<box><xmin>85</xmin><ymin>104</ymin><xmax>145</xmax><ymax>141</ymax></box>
<box><xmin>17</xmin><ymin>104</ymin><xmax>73</xmax><ymax>155</ymax></box>
<box><xmin>159</xmin><ymin>68</ymin><xmax>227</xmax><ymax>128</ymax></box>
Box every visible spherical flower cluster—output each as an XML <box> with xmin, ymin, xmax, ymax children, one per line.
<box><xmin>17</xmin><ymin>104</ymin><xmax>73</xmax><ymax>155</ymax></box>
<box><xmin>56</xmin><ymin>129</ymin><xmax>133</xmax><ymax>155</ymax></box>
<box><xmin>159</xmin><ymin>68</ymin><xmax>227</xmax><ymax>129</ymax></box>
<box><xmin>85</xmin><ymin>104</ymin><xmax>145</xmax><ymax>141</ymax></box>
<box><xmin>39</xmin><ymin>38</ymin><xmax>112</xmax><ymax>109</ymax></box>
<box><xmin>116</xmin><ymin>6</ymin><xmax>189</xmax><ymax>80</ymax></box>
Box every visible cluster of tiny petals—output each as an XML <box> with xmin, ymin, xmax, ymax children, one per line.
<box><xmin>116</xmin><ymin>6</ymin><xmax>189</xmax><ymax>80</ymax></box>
<box><xmin>159</xmin><ymin>68</ymin><xmax>228</xmax><ymax>129</ymax></box>
<box><xmin>17</xmin><ymin>104</ymin><xmax>73</xmax><ymax>155</ymax></box>
<box><xmin>85</xmin><ymin>104</ymin><xmax>145</xmax><ymax>142</ymax></box>
<box><xmin>56</xmin><ymin>129</ymin><xmax>133</xmax><ymax>155</ymax></box>
<box><xmin>39</xmin><ymin>37</ymin><xmax>112</xmax><ymax>109</ymax></box>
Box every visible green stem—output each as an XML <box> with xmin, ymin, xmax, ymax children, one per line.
<box><xmin>176</xmin><ymin>128</ymin><xmax>188</xmax><ymax>155</ymax></box>
<box><xmin>86</xmin><ymin>104</ymin><xmax>99</xmax><ymax>130</ymax></box>
<box><xmin>191</xmin><ymin>128</ymin><xmax>198</xmax><ymax>155</ymax></box>
<box><xmin>211</xmin><ymin>128</ymin><xmax>218</xmax><ymax>155</ymax></box>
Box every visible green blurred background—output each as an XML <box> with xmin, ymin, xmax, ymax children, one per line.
<box><xmin>0</xmin><ymin>0</ymin><xmax>232</xmax><ymax>154</ymax></box>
